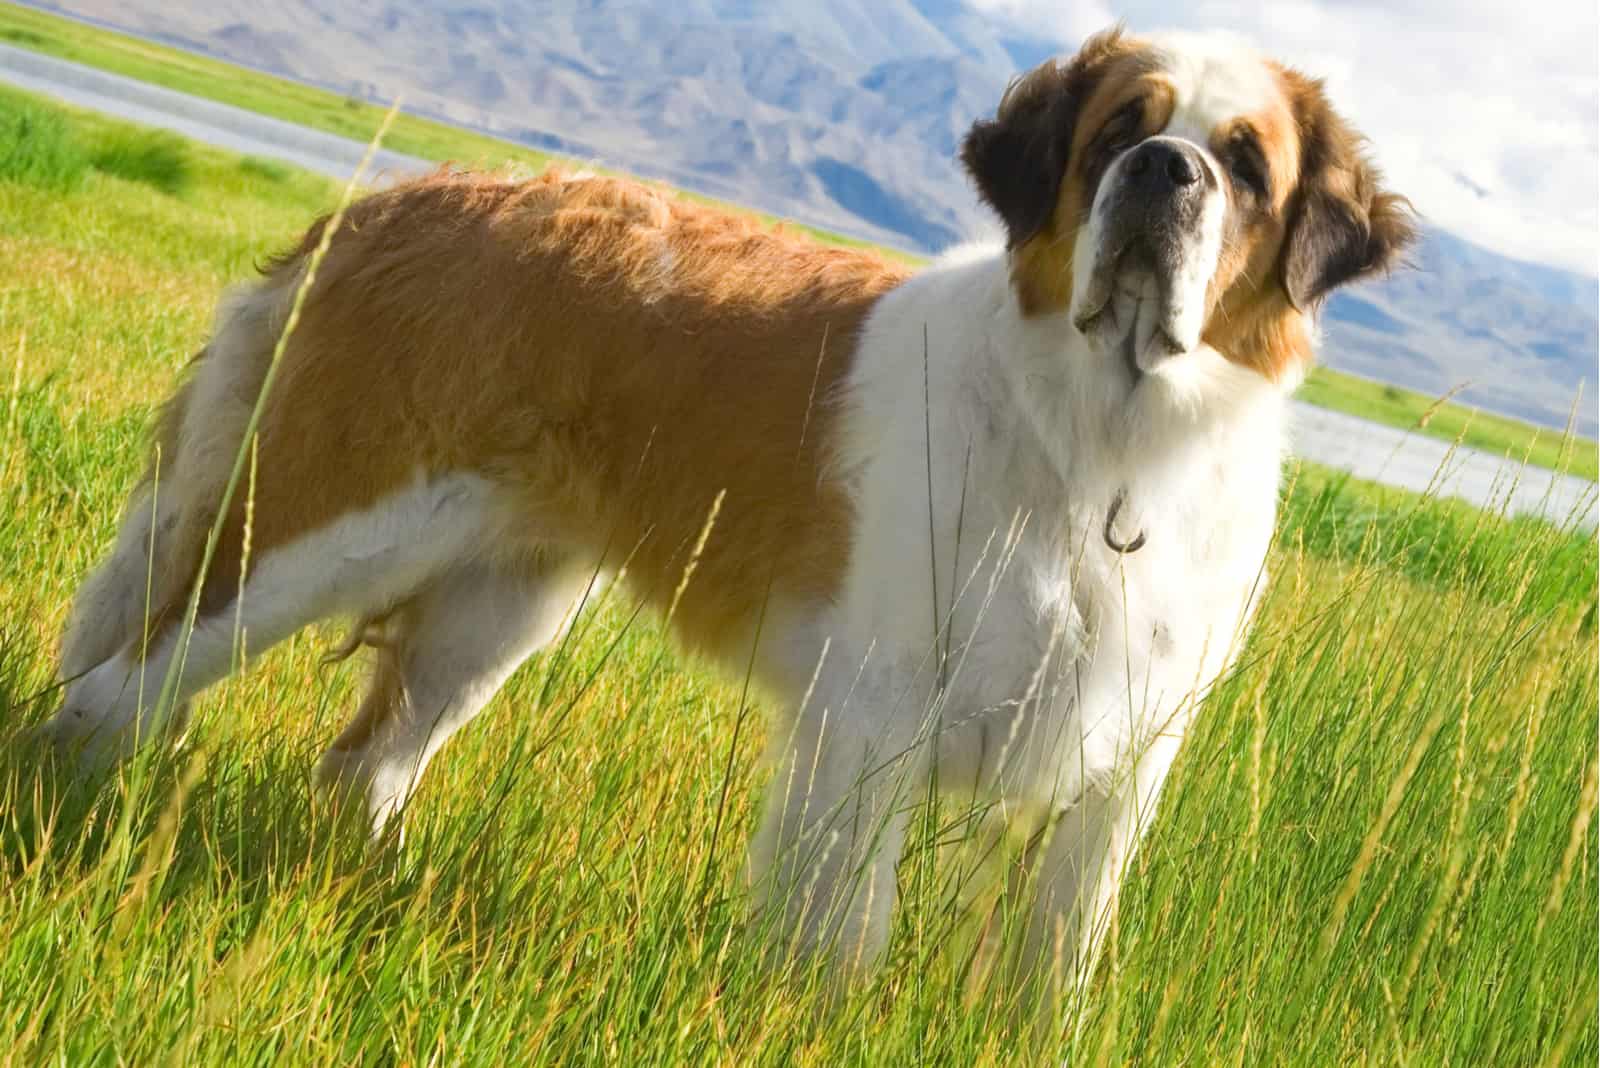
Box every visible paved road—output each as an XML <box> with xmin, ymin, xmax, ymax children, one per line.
<box><xmin>1289</xmin><ymin>402</ymin><xmax>1594</xmax><ymax>526</ymax></box>
<box><xmin>3</xmin><ymin>42</ymin><xmax>1595</xmax><ymax>528</ymax></box>
<box><xmin>0</xmin><ymin>41</ymin><xmax>430</xmax><ymax>185</ymax></box>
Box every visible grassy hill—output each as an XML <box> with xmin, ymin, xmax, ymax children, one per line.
<box><xmin>0</xmin><ymin>0</ymin><xmax>1594</xmax><ymax>481</ymax></box>
<box><xmin>0</xmin><ymin>80</ymin><xmax>1595</xmax><ymax>1065</ymax></box>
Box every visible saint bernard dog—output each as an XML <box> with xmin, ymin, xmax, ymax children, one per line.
<box><xmin>45</xmin><ymin>28</ymin><xmax>1412</xmax><ymax>997</ymax></box>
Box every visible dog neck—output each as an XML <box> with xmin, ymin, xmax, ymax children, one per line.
<box><xmin>981</xmin><ymin>248</ymin><xmax>1291</xmax><ymax>547</ymax></box>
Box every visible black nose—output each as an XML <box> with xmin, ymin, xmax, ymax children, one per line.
<box><xmin>1124</xmin><ymin>140</ymin><xmax>1203</xmax><ymax>193</ymax></box>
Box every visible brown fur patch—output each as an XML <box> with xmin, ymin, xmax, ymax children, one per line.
<box><xmin>1206</xmin><ymin>64</ymin><xmax>1416</xmax><ymax>380</ymax></box>
<box><xmin>1200</xmin><ymin>89</ymin><xmax>1307</xmax><ymax>379</ymax></box>
<box><xmin>960</xmin><ymin>30</ymin><xmax>1152</xmax><ymax>262</ymax></box>
<box><xmin>145</xmin><ymin>168</ymin><xmax>910</xmax><ymax>665</ymax></box>
<box><xmin>961</xmin><ymin>28</ymin><xmax>1173</xmax><ymax>317</ymax></box>
<box><xmin>1010</xmin><ymin>62</ymin><xmax>1176</xmax><ymax>316</ymax></box>
<box><xmin>1272</xmin><ymin>64</ymin><xmax>1417</xmax><ymax>312</ymax></box>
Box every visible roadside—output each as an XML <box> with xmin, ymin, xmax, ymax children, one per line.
<box><xmin>0</xmin><ymin>0</ymin><xmax>547</xmax><ymax>172</ymax></box>
<box><xmin>1288</xmin><ymin>404</ymin><xmax>1594</xmax><ymax>528</ymax></box>
<box><xmin>1299</xmin><ymin>365</ymin><xmax>1597</xmax><ymax>483</ymax></box>
<box><xmin>0</xmin><ymin>39</ymin><xmax>430</xmax><ymax>188</ymax></box>
<box><xmin>0</xmin><ymin>28</ymin><xmax>1593</xmax><ymax>526</ymax></box>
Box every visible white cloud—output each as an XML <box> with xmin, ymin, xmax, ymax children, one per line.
<box><xmin>970</xmin><ymin>0</ymin><xmax>1599</xmax><ymax>276</ymax></box>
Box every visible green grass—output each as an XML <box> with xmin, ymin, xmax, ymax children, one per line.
<box><xmin>1301</xmin><ymin>365</ymin><xmax>1599</xmax><ymax>483</ymax></box>
<box><xmin>0</xmin><ymin>81</ymin><xmax>191</xmax><ymax>196</ymax></box>
<box><xmin>0</xmin><ymin>84</ymin><xmax>85</xmax><ymax>190</ymax></box>
<box><xmin>1</xmin><ymin>87</ymin><xmax>1596</xmax><ymax>1065</ymax></box>
<box><xmin>88</xmin><ymin>125</ymin><xmax>189</xmax><ymax>194</ymax></box>
<box><xmin>6</xmin><ymin>0</ymin><xmax>1594</xmax><ymax>482</ymax></box>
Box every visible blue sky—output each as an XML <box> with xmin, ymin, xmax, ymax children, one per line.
<box><xmin>975</xmin><ymin>0</ymin><xmax>1599</xmax><ymax>276</ymax></box>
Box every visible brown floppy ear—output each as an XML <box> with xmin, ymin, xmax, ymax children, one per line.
<box><xmin>960</xmin><ymin>27</ymin><xmax>1127</xmax><ymax>248</ymax></box>
<box><xmin>1280</xmin><ymin>71</ymin><xmax>1418</xmax><ymax>310</ymax></box>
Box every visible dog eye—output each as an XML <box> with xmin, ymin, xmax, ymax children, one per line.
<box><xmin>1104</xmin><ymin>123</ymin><xmax>1137</xmax><ymax>152</ymax></box>
<box><xmin>1228</xmin><ymin>145</ymin><xmax>1268</xmax><ymax>198</ymax></box>
<box><xmin>1100</xmin><ymin>103</ymin><xmax>1144</xmax><ymax>154</ymax></box>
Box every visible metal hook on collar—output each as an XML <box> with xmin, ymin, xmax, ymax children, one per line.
<box><xmin>1103</xmin><ymin>489</ymin><xmax>1147</xmax><ymax>555</ymax></box>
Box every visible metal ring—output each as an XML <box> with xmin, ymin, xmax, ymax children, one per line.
<box><xmin>1103</xmin><ymin>490</ymin><xmax>1147</xmax><ymax>554</ymax></box>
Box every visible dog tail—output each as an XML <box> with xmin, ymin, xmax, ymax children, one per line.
<box><xmin>58</xmin><ymin>264</ymin><xmax>301</xmax><ymax>682</ymax></box>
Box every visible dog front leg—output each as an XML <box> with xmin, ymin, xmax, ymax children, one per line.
<box><xmin>747</xmin><ymin>682</ymin><xmax>925</xmax><ymax>975</ymax></box>
<box><xmin>1008</xmin><ymin>736</ymin><xmax>1180</xmax><ymax>1030</ymax></box>
<box><xmin>1015</xmin><ymin>783</ymin><xmax>1131</xmax><ymax>1008</ymax></box>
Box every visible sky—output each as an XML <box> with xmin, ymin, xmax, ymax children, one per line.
<box><xmin>972</xmin><ymin>0</ymin><xmax>1599</xmax><ymax>277</ymax></box>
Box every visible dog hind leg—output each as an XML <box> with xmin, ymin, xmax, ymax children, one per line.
<box><xmin>315</xmin><ymin>558</ymin><xmax>601</xmax><ymax>835</ymax></box>
<box><xmin>43</xmin><ymin>464</ymin><xmax>503</xmax><ymax>774</ymax></box>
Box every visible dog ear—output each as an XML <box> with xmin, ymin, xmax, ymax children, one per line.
<box><xmin>960</xmin><ymin>27</ymin><xmax>1127</xmax><ymax>248</ymax></box>
<box><xmin>961</xmin><ymin>89</ymin><xmax>1070</xmax><ymax>248</ymax></box>
<box><xmin>1279</xmin><ymin>72</ymin><xmax>1418</xmax><ymax>310</ymax></box>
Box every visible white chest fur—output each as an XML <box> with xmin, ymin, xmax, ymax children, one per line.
<box><xmin>822</xmin><ymin>243</ymin><xmax>1285</xmax><ymax>807</ymax></box>
<box><xmin>749</xmin><ymin>242</ymin><xmax>1287</xmax><ymax>975</ymax></box>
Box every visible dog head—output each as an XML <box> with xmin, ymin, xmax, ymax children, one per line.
<box><xmin>962</xmin><ymin>28</ymin><xmax>1416</xmax><ymax>383</ymax></box>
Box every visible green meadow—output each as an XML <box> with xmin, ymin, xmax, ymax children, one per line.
<box><xmin>0</xmin><ymin>83</ymin><xmax>1595</xmax><ymax>1065</ymax></box>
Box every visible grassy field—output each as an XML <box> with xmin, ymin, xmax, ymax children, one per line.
<box><xmin>0</xmin><ymin>85</ymin><xmax>1596</xmax><ymax>1065</ymax></box>
<box><xmin>1</xmin><ymin>0</ymin><xmax>1596</xmax><ymax>481</ymax></box>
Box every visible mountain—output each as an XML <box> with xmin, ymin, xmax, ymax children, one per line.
<box><xmin>1325</xmin><ymin>230</ymin><xmax>1598</xmax><ymax>435</ymax></box>
<box><xmin>31</xmin><ymin>0</ymin><xmax>1600</xmax><ymax>436</ymax></box>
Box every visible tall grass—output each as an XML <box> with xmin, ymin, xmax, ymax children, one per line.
<box><xmin>237</xmin><ymin>155</ymin><xmax>292</xmax><ymax>184</ymax></box>
<box><xmin>0</xmin><ymin>91</ymin><xmax>1594</xmax><ymax>1064</ymax></box>
<box><xmin>89</xmin><ymin>127</ymin><xmax>189</xmax><ymax>195</ymax></box>
<box><xmin>0</xmin><ymin>84</ymin><xmax>189</xmax><ymax>195</ymax></box>
<box><xmin>0</xmin><ymin>87</ymin><xmax>86</xmax><ymax>191</ymax></box>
